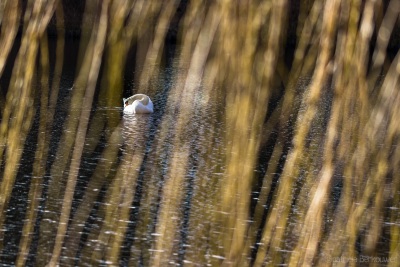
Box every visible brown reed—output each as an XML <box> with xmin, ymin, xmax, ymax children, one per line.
<box><xmin>0</xmin><ymin>0</ymin><xmax>398</xmax><ymax>266</ymax></box>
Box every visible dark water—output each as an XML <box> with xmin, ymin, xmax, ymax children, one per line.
<box><xmin>0</xmin><ymin>35</ymin><xmax>228</xmax><ymax>266</ymax></box>
<box><xmin>0</xmin><ymin>35</ymin><xmax>395</xmax><ymax>266</ymax></box>
<box><xmin>0</xmin><ymin>47</ymin><xmax>333</xmax><ymax>265</ymax></box>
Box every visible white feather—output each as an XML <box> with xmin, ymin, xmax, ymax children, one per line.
<box><xmin>123</xmin><ymin>94</ymin><xmax>153</xmax><ymax>114</ymax></box>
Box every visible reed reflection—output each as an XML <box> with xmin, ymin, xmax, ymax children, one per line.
<box><xmin>0</xmin><ymin>0</ymin><xmax>399</xmax><ymax>266</ymax></box>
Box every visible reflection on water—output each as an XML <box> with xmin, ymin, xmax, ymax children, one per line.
<box><xmin>0</xmin><ymin>4</ymin><xmax>399</xmax><ymax>265</ymax></box>
<box><xmin>1</xmin><ymin>58</ymin><xmax>230</xmax><ymax>266</ymax></box>
<box><xmin>1</xmin><ymin>64</ymin><xmax>397</xmax><ymax>266</ymax></box>
<box><xmin>1</xmin><ymin>58</ymin><xmax>398</xmax><ymax>266</ymax></box>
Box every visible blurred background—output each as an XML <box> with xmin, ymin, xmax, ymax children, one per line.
<box><xmin>0</xmin><ymin>0</ymin><xmax>399</xmax><ymax>266</ymax></box>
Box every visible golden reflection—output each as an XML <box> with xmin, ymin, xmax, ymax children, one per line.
<box><xmin>0</xmin><ymin>0</ymin><xmax>399</xmax><ymax>266</ymax></box>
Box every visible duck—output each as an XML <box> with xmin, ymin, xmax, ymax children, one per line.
<box><xmin>123</xmin><ymin>94</ymin><xmax>154</xmax><ymax>114</ymax></box>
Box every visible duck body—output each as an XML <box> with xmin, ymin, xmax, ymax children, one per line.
<box><xmin>123</xmin><ymin>94</ymin><xmax>153</xmax><ymax>114</ymax></box>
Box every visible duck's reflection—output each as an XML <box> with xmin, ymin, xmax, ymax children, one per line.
<box><xmin>121</xmin><ymin>114</ymin><xmax>152</xmax><ymax>149</ymax></box>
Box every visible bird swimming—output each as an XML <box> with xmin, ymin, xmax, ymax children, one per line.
<box><xmin>123</xmin><ymin>94</ymin><xmax>154</xmax><ymax>114</ymax></box>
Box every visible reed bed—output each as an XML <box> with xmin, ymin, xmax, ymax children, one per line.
<box><xmin>0</xmin><ymin>0</ymin><xmax>399</xmax><ymax>266</ymax></box>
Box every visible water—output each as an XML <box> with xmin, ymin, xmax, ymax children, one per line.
<box><xmin>0</xmin><ymin>37</ymin><xmax>396</xmax><ymax>266</ymax></box>
<box><xmin>0</xmin><ymin>36</ymin><xmax>229</xmax><ymax>265</ymax></box>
